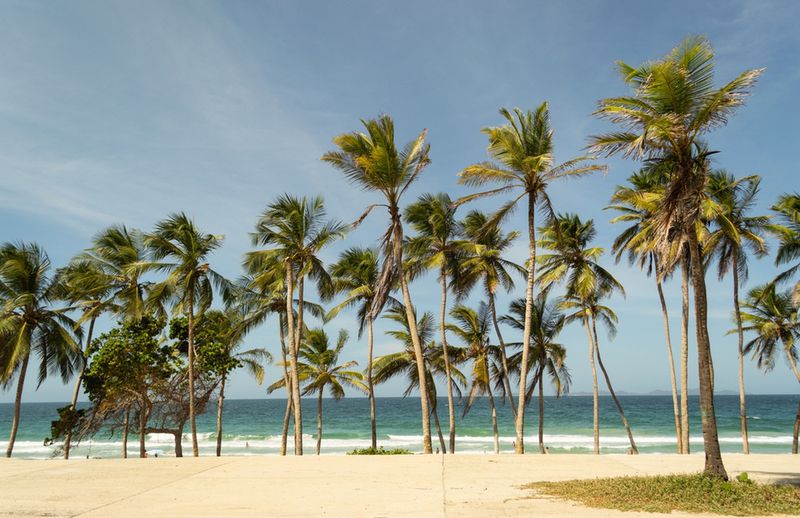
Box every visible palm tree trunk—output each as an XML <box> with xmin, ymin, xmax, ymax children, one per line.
<box><xmin>680</xmin><ymin>251</ymin><xmax>691</xmax><ymax>454</ymax></box>
<box><xmin>138</xmin><ymin>404</ymin><xmax>148</xmax><ymax>458</ymax></box>
<box><xmin>732</xmin><ymin>259</ymin><xmax>749</xmax><ymax>454</ymax></box>
<box><xmin>392</xmin><ymin>217</ymin><xmax>432</xmax><ymax>454</ymax></box>
<box><xmin>515</xmin><ymin>192</ymin><xmax>537</xmax><ymax>454</ymax></box>
<box><xmin>316</xmin><ymin>391</ymin><xmax>323</xmax><ymax>455</ymax></box>
<box><xmin>655</xmin><ymin>265</ymin><xmax>682</xmax><ymax>453</ymax></box>
<box><xmin>366</xmin><ymin>315</ymin><xmax>377</xmax><ymax>450</ymax></box>
<box><xmin>439</xmin><ymin>268</ymin><xmax>456</xmax><ymax>454</ymax></box>
<box><xmin>216</xmin><ymin>374</ymin><xmax>226</xmax><ymax>457</ymax></box>
<box><xmin>187</xmin><ymin>292</ymin><xmax>199</xmax><ymax>457</ymax></box>
<box><xmin>487</xmin><ymin>388</ymin><xmax>500</xmax><ymax>454</ymax></box>
<box><xmin>122</xmin><ymin>408</ymin><xmax>129</xmax><ymax>459</ymax></box>
<box><xmin>284</xmin><ymin>263</ymin><xmax>303</xmax><ymax>455</ymax></box>
<box><xmin>488</xmin><ymin>289</ymin><xmax>516</xmax><ymax>418</ymax></box>
<box><xmin>278</xmin><ymin>314</ymin><xmax>291</xmax><ymax>456</ymax></box>
<box><xmin>431</xmin><ymin>397</ymin><xmax>446</xmax><ymax>453</ymax></box>
<box><xmin>174</xmin><ymin>424</ymin><xmax>184</xmax><ymax>458</ymax></box>
<box><xmin>592</xmin><ymin>318</ymin><xmax>638</xmax><ymax>454</ymax></box>
<box><xmin>5</xmin><ymin>354</ymin><xmax>30</xmax><ymax>458</ymax></box>
<box><xmin>784</xmin><ymin>349</ymin><xmax>800</xmax><ymax>454</ymax></box>
<box><xmin>281</xmin><ymin>398</ymin><xmax>292</xmax><ymax>456</ymax></box>
<box><xmin>582</xmin><ymin>315</ymin><xmax>600</xmax><ymax>454</ymax></box>
<box><xmin>64</xmin><ymin>316</ymin><xmax>96</xmax><ymax>460</ymax></box>
<box><xmin>687</xmin><ymin>230</ymin><xmax>727</xmax><ymax>479</ymax></box>
<box><xmin>538</xmin><ymin>352</ymin><xmax>546</xmax><ymax>454</ymax></box>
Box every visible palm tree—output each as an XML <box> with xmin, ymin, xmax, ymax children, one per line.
<box><xmin>323</xmin><ymin>247</ymin><xmax>388</xmax><ymax>450</ymax></box>
<box><xmin>248</xmin><ymin>195</ymin><xmax>345</xmax><ymax>455</ymax></box>
<box><xmin>447</xmin><ymin>303</ymin><xmax>502</xmax><ymax>453</ymax></box>
<box><xmin>404</xmin><ymin>193</ymin><xmax>464</xmax><ymax>453</ymax></box>
<box><xmin>537</xmin><ymin>214</ymin><xmax>637</xmax><ymax>454</ymax></box>
<box><xmin>458</xmin><ymin>103</ymin><xmax>604</xmax><ymax>452</ymax></box>
<box><xmin>500</xmin><ymin>293</ymin><xmax>570</xmax><ymax>453</ymax></box>
<box><xmin>146</xmin><ymin>213</ymin><xmax>227</xmax><ymax>457</ymax></box>
<box><xmin>456</xmin><ymin>210</ymin><xmax>526</xmax><ymax>418</ymax></box>
<box><xmin>322</xmin><ymin>115</ymin><xmax>436</xmax><ymax>453</ymax></box>
<box><xmin>740</xmin><ymin>284</ymin><xmax>800</xmax><ymax>453</ymax></box>
<box><xmin>0</xmin><ymin>243</ymin><xmax>81</xmax><ymax>457</ymax></box>
<box><xmin>591</xmin><ymin>36</ymin><xmax>763</xmax><ymax>479</ymax></box>
<box><xmin>608</xmin><ymin>168</ymin><xmax>683</xmax><ymax>452</ymax></box>
<box><xmin>705</xmin><ymin>172</ymin><xmax>770</xmax><ymax>454</ymax></box>
<box><xmin>771</xmin><ymin>194</ymin><xmax>800</xmax><ymax>305</ymax></box>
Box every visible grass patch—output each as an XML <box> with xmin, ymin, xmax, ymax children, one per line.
<box><xmin>347</xmin><ymin>447</ymin><xmax>411</xmax><ymax>455</ymax></box>
<box><xmin>526</xmin><ymin>473</ymin><xmax>800</xmax><ymax>516</ymax></box>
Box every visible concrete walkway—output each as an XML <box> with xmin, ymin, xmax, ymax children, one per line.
<box><xmin>1</xmin><ymin>454</ymin><xmax>797</xmax><ymax>517</ymax></box>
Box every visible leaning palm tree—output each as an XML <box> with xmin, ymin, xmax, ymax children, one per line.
<box><xmin>705</xmin><ymin>172</ymin><xmax>770</xmax><ymax>454</ymax></box>
<box><xmin>771</xmin><ymin>193</ymin><xmax>800</xmax><ymax>305</ymax></box>
<box><xmin>456</xmin><ymin>210</ymin><xmax>526</xmax><ymax>417</ymax></box>
<box><xmin>537</xmin><ymin>214</ymin><xmax>637</xmax><ymax>454</ymax></box>
<box><xmin>458</xmin><ymin>102</ymin><xmax>604</xmax><ymax>453</ymax></box>
<box><xmin>0</xmin><ymin>243</ymin><xmax>81</xmax><ymax>457</ymax></box>
<box><xmin>608</xmin><ymin>167</ymin><xmax>684</xmax><ymax>453</ymax></box>
<box><xmin>500</xmin><ymin>293</ymin><xmax>570</xmax><ymax>454</ymax></box>
<box><xmin>322</xmin><ymin>115</ymin><xmax>436</xmax><ymax>453</ymax></box>
<box><xmin>590</xmin><ymin>36</ymin><xmax>763</xmax><ymax>479</ymax></box>
<box><xmin>247</xmin><ymin>195</ymin><xmax>345</xmax><ymax>455</ymax></box>
<box><xmin>404</xmin><ymin>193</ymin><xmax>464</xmax><ymax>453</ymax></box>
<box><xmin>740</xmin><ymin>284</ymin><xmax>800</xmax><ymax>453</ymax></box>
<box><xmin>145</xmin><ymin>213</ymin><xmax>228</xmax><ymax>457</ymax></box>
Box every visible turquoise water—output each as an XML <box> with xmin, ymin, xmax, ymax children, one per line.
<box><xmin>0</xmin><ymin>395</ymin><xmax>796</xmax><ymax>458</ymax></box>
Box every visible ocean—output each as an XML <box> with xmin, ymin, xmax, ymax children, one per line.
<box><xmin>0</xmin><ymin>395</ymin><xmax>796</xmax><ymax>458</ymax></box>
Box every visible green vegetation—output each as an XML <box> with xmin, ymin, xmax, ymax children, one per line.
<box><xmin>347</xmin><ymin>447</ymin><xmax>411</xmax><ymax>455</ymax></box>
<box><xmin>527</xmin><ymin>474</ymin><xmax>800</xmax><ymax>516</ymax></box>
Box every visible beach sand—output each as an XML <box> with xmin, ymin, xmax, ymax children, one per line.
<box><xmin>1</xmin><ymin>453</ymin><xmax>797</xmax><ymax>517</ymax></box>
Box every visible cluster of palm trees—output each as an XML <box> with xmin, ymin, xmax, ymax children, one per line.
<box><xmin>2</xmin><ymin>37</ymin><xmax>798</xmax><ymax>478</ymax></box>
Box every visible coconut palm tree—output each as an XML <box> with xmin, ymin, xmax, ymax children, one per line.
<box><xmin>740</xmin><ymin>284</ymin><xmax>800</xmax><ymax>453</ymax></box>
<box><xmin>456</xmin><ymin>210</ymin><xmax>526</xmax><ymax>417</ymax></box>
<box><xmin>447</xmin><ymin>303</ymin><xmax>502</xmax><ymax>453</ymax></box>
<box><xmin>458</xmin><ymin>102</ymin><xmax>604</xmax><ymax>452</ymax></box>
<box><xmin>404</xmin><ymin>193</ymin><xmax>465</xmax><ymax>453</ymax></box>
<box><xmin>323</xmin><ymin>247</ymin><xmax>390</xmax><ymax>450</ymax></box>
<box><xmin>590</xmin><ymin>36</ymin><xmax>763</xmax><ymax>478</ymax></box>
<box><xmin>145</xmin><ymin>213</ymin><xmax>228</xmax><ymax>457</ymax></box>
<box><xmin>0</xmin><ymin>243</ymin><xmax>82</xmax><ymax>457</ymax></box>
<box><xmin>537</xmin><ymin>214</ymin><xmax>637</xmax><ymax>454</ymax></box>
<box><xmin>500</xmin><ymin>293</ymin><xmax>570</xmax><ymax>453</ymax></box>
<box><xmin>608</xmin><ymin>168</ymin><xmax>683</xmax><ymax>453</ymax></box>
<box><xmin>771</xmin><ymin>194</ymin><xmax>800</xmax><ymax>305</ymax></box>
<box><xmin>322</xmin><ymin>115</ymin><xmax>436</xmax><ymax>453</ymax></box>
<box><xmin>248</xmin><ymin>195</ymin><xmax>345</xmax><ymax>455</ymax></box>
<box><xmin>705</xmin><ymin>172</ymin><xmax>770</xmax><ymax>454</ymax></box>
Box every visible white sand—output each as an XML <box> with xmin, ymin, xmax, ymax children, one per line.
<box><xmin>1</xmin><ymin>454</ymin><xmax>797</xmax><ymax>517</ymax></box>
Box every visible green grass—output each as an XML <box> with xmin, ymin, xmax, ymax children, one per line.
<box><xmin>526</xmin><ymin>473</ymin><xmax>800</xmax><ymax>516</ymax></box>
<box><xmin>347</xmin><ymin>447</ymin><xmax>412</xmax><ymax>455</ymax></box>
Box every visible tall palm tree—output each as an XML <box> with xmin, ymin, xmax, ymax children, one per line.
<box><xmin>248</xmin><ymin>195</ymin><xmax>345</xmax><ymax>455</ymax></box>
<box><xmin>458</xmin><ymin>103</ymin><xmax>604</xmax><ymax>453</ymax></box>
<box><xmin>323</xmin><ymin>247</ymin><xmax>389</xmax><ymax>450</ymax></box>
<box><xmin>0</xmin><ymin>243</ymin><xmax>81</xmax><ymax>457</ymax></box>
<box><xmin>705</xmin><ymin>172</ymin><xmax>770</xmax><ymax>454</ymax></box>
<box><xmin>146</xmin><ymin>213</ymin><xmax>227</xmax><ymax>457</ymax></box>
<box><xmin>322</xmin><ymin>115</ymin><xmax>436</xmax><ymax>453</ymax></box>
<box><xmin>537</xmin><ymin>214</ymin><xmax>637</xmax><ymax>454</ymax></box>
<box><xmin>591</xmin><ymin>36</ymin><xmax>763</xmax><ymax>479</ymax></box>
<box><xmin>500</xmin><ymin>293</ymin><xmax>570</xmax><ymax>454</ymax></box>
<box><xmin>608</xmin><ymin>168</ymin><xmax>683</xmax><ymax>453</ymax></box>
<box><xmin>771</xmin><ymin>193</ymin><xmax>800</xmax><ymax>305</ymax></box>
<box><xmin>404</xmin><ymin>193</ymin><xmax>464</xmax><ymax>453</ymax></box>
<box><xmin>740</xmin><ymin>284</ymin><xmax>800</xmax><ymax>453</ymax></box>
<box><xmin>456</xmin><ymin>210</ymin><xmax>526</xmax><ymax>417</ymax></box>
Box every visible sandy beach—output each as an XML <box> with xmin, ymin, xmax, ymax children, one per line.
<box><xmin>1</xmin><ymin>454</ymin><xmax>797</xmax><ymax>517</ymax></box>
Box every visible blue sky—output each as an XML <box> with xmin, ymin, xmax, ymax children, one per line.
<box><xmin>1</xmin><ymin>0</ymin><xmax>799</xmax><ymax>403</ymax></box>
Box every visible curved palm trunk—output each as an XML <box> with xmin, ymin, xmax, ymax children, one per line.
<box><xmin>64</xmin><ymin>316</ymin><xmax>97</xmax><ymax>460</ymax></box>
<box><xmin>428</xmin><ymin>382</ymin><xmax>446</xmax><ymax>453</ymax></box>
<box><xmin>732</xmin><ymin>259</ymin><xmax>749</xmax><ymax>454</ymax></box>
<box><xmin>187</xmin><ymin>293</ymin><xmax>199</xmax><ymax>457</ymax></box>
<box><xmin>784</xmin><ymin>349</ymin><xmax>800</xmax><ymax>454</ymax></box>
<box><xmin>592</xmin><ymin>319</ymin><xmax>638</xmax><ymax>454</ymax></box>
<box><xmin>278</xmin><ymin>314</ymin><xmax>292</xmax><ymax>456</ymax></box>
<box><xmin>656</xmin><ymin>275</ymin><xmax>682</xmax><ymax>454</ymax></box>
<box><xmin>122</xmin><ymin>408</ymin><xmax>130</xmax><ymax>458</ymax></box>
<box><xmin>5</xmin><ymin>354</ymin><xmax>30</xmax><ymax>458</ymax></box>
<box><xmin>688</xmin><ymin>230</ymin><xmax>727</xmax><ymax>479</ymax></box>
<box><xmin>439</xmin><ymin>268</ymin><xmax>456</xmax><ymax>454</ymax></box>
<box><xmin>284</xmin><ymin>263</ymin><xmax>303</xmax><ymax>455</ymax></box>
<box><xmin>316</xmin><ymin>391</ymin><xmax>323</xmax><ymax>455</ymax></box>
<box><xmin>215</xmin><ymin>374</ymin><xmax>226</xmax><ymax>457</ymax></box>
<box><xmin>515</xmin><ymin>193</ymin><xmax>537</xmax><ymax>454</ymax></box>
<box><xmin>582</xmin><ymin>315</ymin><xmax>600</xmax><ymax>454</ymax></box>
<box><xmin>487</xmin><ymin>387</ymin><xmax>500</xmax><ymax>454</ymax></box>
<box><xmin>680</xmin><ymin>252</ymin><xmax>691</xmax><ymax>454</ymax></box>
<box><xmin>366</xmin><ymin>315</ymin><xmax>377</xmax><ymax>450</ymax></box>
<box><xmin>488</xmin><ymin>290</ymin><xmax>516</xmax><ymax>418</ymax></box>
<box><xmin>538</xmin><ymin>352</ymin><xmax>546</xmax><ymax>454</ymax></box>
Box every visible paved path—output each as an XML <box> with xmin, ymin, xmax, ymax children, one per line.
<box><xmin>1</xmin><ymin>454</ymin><xmax>797</xmax><ymax>517</ymax></box>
